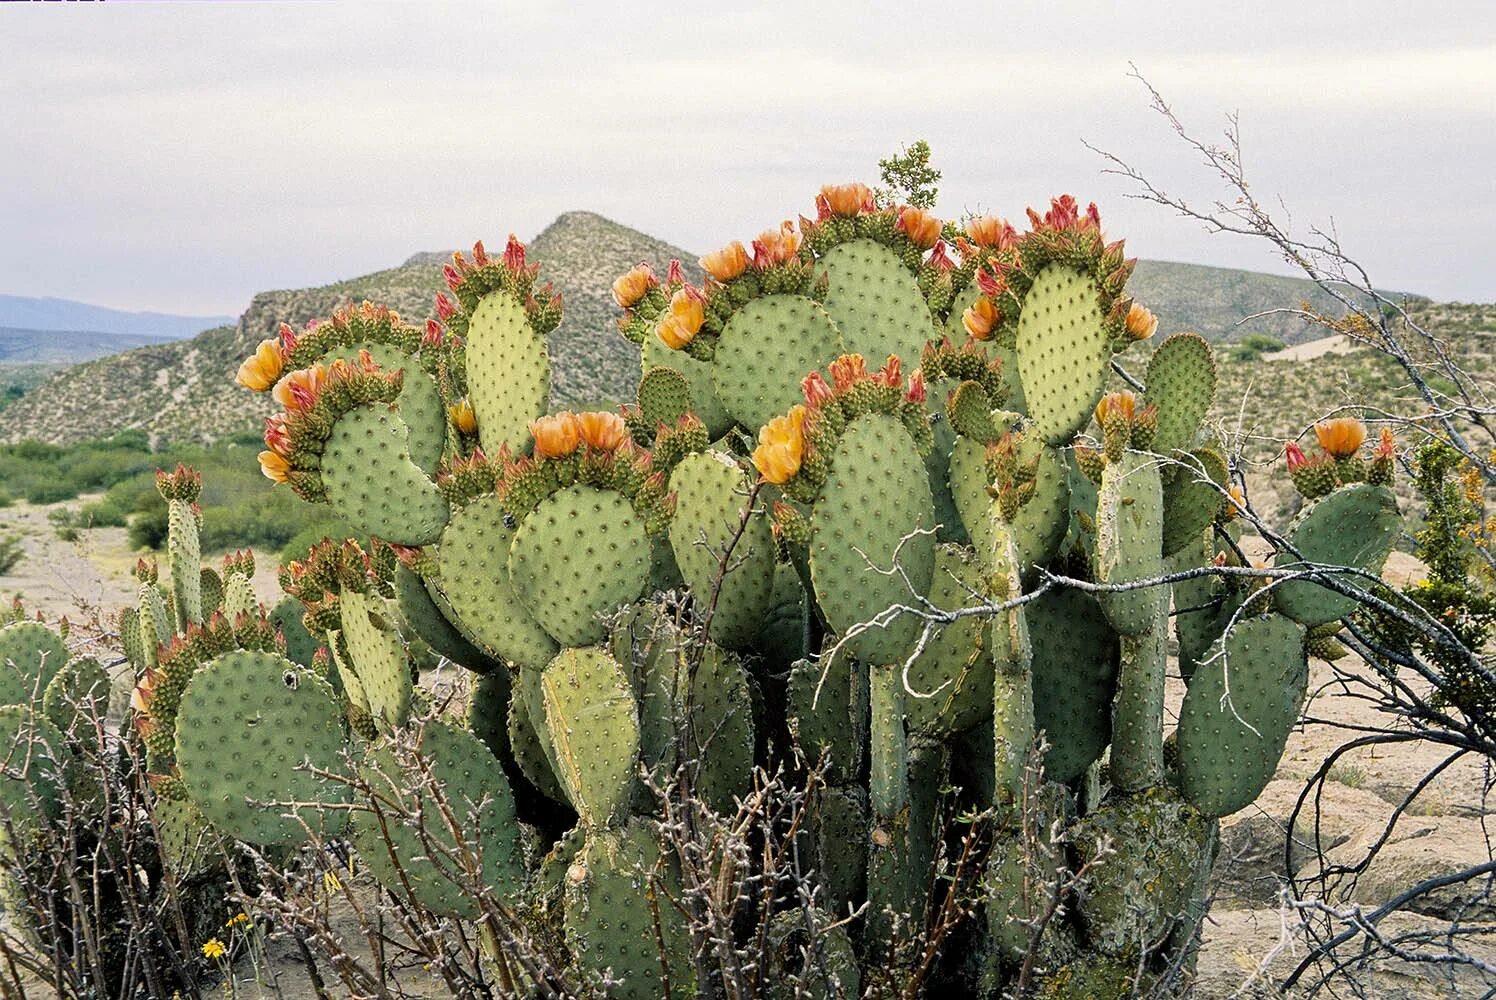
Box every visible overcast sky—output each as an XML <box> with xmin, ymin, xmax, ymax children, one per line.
<box><xmin>3</xmin><ymin>1</ymin><xmax>1493</xmax><ymax>315</ymax></box>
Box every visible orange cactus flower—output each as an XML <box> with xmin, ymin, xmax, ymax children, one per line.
<box><xmin>965</xmin><ymin>215</ymin><xmax>1015</xmax><ymax>249</ymax></box>
<box><xmin>258</xmin><ymin>450</ymin><xmax>291</xmax><ymax>483</ymax></box>
<box><xmin>699</xmin><ymin>241</ymin><xmax>751</xmax><ymax>283</ymax></box>
<box><xmin>656</xmin><ymin>288</ymin><xmax>706</xmax><ymax>350</ymax></box>
<box><xmin>897</xmin><ymin>207</ymin><xmax>942</xmax><ymax>249</ymax></box>
<box><xmin>962</xmin><ymin>297</ymin><xmax>999</xmax><ymax>341</ymax></box>
<box><xmin>271</xmin><ymin>363</ymin><xmax>327</xmax><ymax>414</ymax></box>
<box><xmin>130</xmin><ymin>668</ymin><xmax>158</xmax><ymax>714</ymax></box>
<box><xmin>751</xmin><ymin>405</ymin><xmax>808</xmax><ymax>485</ymax></box>
<box><xmin>1094</xmin><ymin>391</ymin><xmax>1138</xmax><ymax>427</ymax></box>
<box><xmin>828</xmin><ymin>354</ymin><xmax>868</xmax><ymax>390</ymax></box>
<box><xmin>801</xmin><ymin>371</ymin><xmax>835</xmax><ymax>408</ymax></box>
<box><xmin>1284</xmin><ymin>441</ymin><xmax>1309</xmax><ymax>472</ymax></box>
<box><xmin>1374</xmin><ymin>426</ymin><xmax>1395</xmax><ymax>460</ymax></box>
<box><xmin>611</xmin><ymin>263</ymin><xmax>657</xmax><ymax>309</ymax></box>
<box><xmin>530</xmin><ymin>411</ymin><xmax>583</xmax><ymax>459</ymax></box>
<box><xmin>752</xmin><ymin>221</ymin><xmax>803</xmax><ymax>268</ymax></box>
<box><xmin>1313</xmin><ymin>417</ymin><xmax>1368</xmax><ymax>459</ymax></box>
<box><xmin>577</xmin><ymin>411</ymin><xmax>628</xmax><ymax>452</ymax></box>
<box><xmin>449</xmin><ymin>398</ymin><xmax>478</xmax><ymax>435</ymax></box>
<box><xmin>1124</xmin><ymin>302</ymin><xmax>1159</xmax><ymax>341</ymax></box>
<box><xmin>236</xmin><ymin>339</ymin><xmax>285</xmax><ymax>391</ymax></box>
<box><xmin>819</xmin><ymin>182</ymin><xmax>873</xmax><ymax>218</ymax></box>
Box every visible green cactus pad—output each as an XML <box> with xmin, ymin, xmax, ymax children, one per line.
<box><xmin>677</xmin><ymin>644</ymin><xmax>755</xmax><ymax>814</ymax></box>
<box><xmin>713</xmin><ymin>294</ymin><xmax>842</xmax><ymax>431</ymax></box>
<box><xmin>152</xmin><ymin>794</ymin><xmax>223</xmax><ymax>878</ymax></box>
<box><xmin>609</xmin><ymin>605</ymin><xmax>680</xmax><ymax>776</ymax></box>
<box><xmin>944</xmin><ymin>282</ymin><xmax>1024</xmax><ymax>410</ymax></box>
<box><xmin>1169</xmin><ymin>533</ymin><xmax>1230</xmax><ymax>685</ymax></box>
<box><xmin>434</xmin><ymin>494</ymin><xmax>559</xmax><ymax>668</ymax></box>
<box><xmin>1028</xmin><ymin>588</ymin><xmax>1120</xmax><ymax>783</ymax></box>
<box><xmin>1015</xmin><ymin>263</ymin><xmax>1111</xmax><ymax>445</ymax></box>
<box><xmin>814</xmin><ymin>784</ymin><xmax>868</xmax><ymax>914</ymax></box>
<box><xmin>539</xmin><ymin>647</ymin><xmax>639</xmax><ymax>829</ymax></box>
<box><xmin>1274</xmin><ymin>483</ymin><xmax>1400</xmax><ymax>626</ymax></box>
<box><xmin>924</xmin><ymin>386</ymin><xmax>968</xmax><ymax>545</ymax></box>
<box><xmin>466</xmin><ymin>289</ymin><xmax>550</xmax><ymax>456</ymax></box>
<box><xmin>175</xmin><ymin>649</ymin><xmax>351</xmax><ymax>846</ymax></box>
<box><xmin>643</xmin><ymin>338</ymin><xmax>732</xmax><ymax>438</ymax></box>
<box><xmin>637</xmin><ymin>365</ymin><xmax>693</xmax><ymax>430</ymax></box>
<box><xmin>268</xmin><ymin>595</ymin><xmax>320</xmax><ymax>668</ymax></box>
<box><xmin>321</xmin><ymin>402</ymin><xmax>450</xmax><ymax>546</ymax></box>
<box><xmin>564</xmin><ymin>818</ymin><xmax>692</xmax><ymax>999</ymax></box>
<box><xmin>120</xmin><ymin>607</ymin><xmax>145</xmax><ymax>671</ymax></box>
<box><xmin>0</xmin><ymin>622</ymin><xmax>70</xmax><ymax>707</ymax></box>
<box><xmin>338</xmin><ymin>590</ymin><xmax>411</xmax><ymax>731</ymax></box>
<box><xmin>1178</xmin><ymin>613</ymin><xmax>1308</xmax><ymax>817</ymax></box>
<box><xmin>222</xmin><ymin>572</ymin><xmax>256</xmax><ymax>621</ymax></box>
<box><xmin>787</xmin><ymin>652</ymin><xmax>857</xmax><ymax>784</ymax></box>
<box><xmin>200</xmin><ymin>566</ymin><xmax>224</xmax><ymax>618</ymax></box>
<box><xmin>1144</xmin><ymin>332</ymin><xmax>1217</xmax><ymax>456</ymax></box>
<box><xmin>809</xmin><ymin>413</ymin><xmax>937</xmax><ymax>663</ymax></box>
<box><xmin>668</xmin><ymin>451</ymin><xmax>776</xmax><ymax>648</ymax></box>
<box><xmin>322</xmin><ymin>341</ymin><xmax>446</xmax><ymax>474</ymax></box>
<box><xmin>1094</xmin><ymin>452</ymin><xmax>1167</xmax><ymax>635</ymax></box>
<box><xmin>1160</xmin><ymin>449</ymin><xmax>1228</xmax><ymax>557</ymax></box>
<box><xmin>507</xmin><ymin>669</ymin><xmax>568</xmax><ymax>806</ymax></box>
<box><xmin>905</xmin><ymin>544</ymin><xmax>993</xmax><ymax>739</ymax></box>
<box><xmin>818</xmin><ymin>237</ymin><xmax>933</xmax><ymax>367</ymax></box>
<box><xmin>465</xmin><ymin>668</ymin><xmax>510</xmax><ymax>761</ymax></box>
<box><xmin>509</xmin><ymin>486</ymin><xmax>650</xmax><ymax>648</ymax></box>
<box><xmin>353</xmin><ymin>719</ymin><xmax>525</xmax><ymax>917</ymax></box>
<box><xmin>947</xmin><ymin>434</ymin><xmax>1069</xmax><ymax>582</ymax></box>
<box><xmin>0</xmin><ymin>707</ymin><xmax>69</xmax><ymax>830</ymax></box>
<box><xmin>766</xmin><ymin>909</ymin><xmax>860</xmax><ymax>1000</ymax></box>
<box><xmin>167</xmin><ymin>499</ymin><xmax>202</xmax><ymax>629</ymax></box>
<box><xmin>42</xmin><ymin>656</ymin><xmax>111</xmax><ymax>745</ymax></box>
<box><xmin>755</xmin><ymin>562</ymin><xmax>810</xmax><ymax>666</ymax></box>
<box><xmin>393</xmin><ymin>564</ymin><xmax>498</xmax><ymax>674</ymax></box>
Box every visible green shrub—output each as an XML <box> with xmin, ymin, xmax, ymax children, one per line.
<box><xmin>1227</xmin><ymin>333</ymin><xmax>1286</xmax><ymax>362</ymax></box>
<box><xmin>0</xmin><ymin>535</ymin><xmax>21</xmax><ymax>575</ymax></box>
<box><xmin>127</xmin><ymin>504</ymin><xmax>169</xmax><ymax>551</ymax></box>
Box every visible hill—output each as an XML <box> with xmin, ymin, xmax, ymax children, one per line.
<box><xmin>0</xmin><ymin>294</ymin><xmax>232</xmax><ymax>340</ymax></box>
<box><xmin>0</xmin><ymin>211</ymin><xmax>1429</xmax><ymax>446</ymax></box>
<box><xmin>0</xmin><ymin>326</ymin><xmax>173</xmax><ymax>364</ymax></box>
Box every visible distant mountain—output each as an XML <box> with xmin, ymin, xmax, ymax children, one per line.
<box><xmin>0</xmin><ymin>294</ymin><xmax>233</xmax><ymax>340</ymax></box>
<box><xmin>0</xmin><ymin>326</ymin><xmax>172</xmax><ymax>365</ymax></box>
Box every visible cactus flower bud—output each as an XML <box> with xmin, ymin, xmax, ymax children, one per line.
<box><xmin>877</xmin><ymin>355</ymin><xmax>902</xmax><ymax>388</ymax></box>
<box><xmin>801</xmin><ymin>371</ymin><xmax>835</xmax><ymax>409</ymax></box>
<box><xmin>828</xmin><ymin>354</ymin><xmax>868</xmax><ymax>390</ymax></box>
<box><xmin>434</xmin><ymin>293</ymin><xmax>458</xmax><ymax>321</ymax></box>
<box><xmin>530</xmin><ymin>411</ymin><xmax>583</xmax><ymax>459</ymax></box>
<box><xmin>1284</xmin><ymin>441</ymin><xmax>1309</xmax><ymax>472</ymax></box>
<box><xmin>235</xmin><ymin>339</ymin><xmax>285</xmax><ymax>392</ymax></box>
<box><xmin>751</xmin><ymin>406</ymin><xmax>807</xmax><ymax>485</ymax></box>
<box><xmin>442</xmin><ymin>264</ymin><xmax>462</xmax><ymax>291</ymax></box>
<box><xmin>423</xmin><ymin>318</ymin><xmax>444</xmax><ymax>347</ymax></box>
<box><xmin>1123</xmin><ymin>302</ymin><xmax>1159</xmax><ymax>341</ymax></box>
<box><xmin>818</xmin><ymin>182</ymin><xmax>873</xmax><ymax>218</ymax></box>
<box><xmin>700</xmin><ymin>241</ymin><xmax>751</xmax><ymax>283</ymax></box>
<box><xmin>472</xmin><ymin>239</ymin><xmax>489</xmax><ymax>267</ymax></box>
<box><xmin>752</xmin><ymin>221</ymin><xmax>803</xmax><ymax>268</ymax></box>
<box><xmin>502</xmin><ymin>234</ymin><xmax>526</xmax><ymax>273</ymax></box>
<box><xmin>611</xmin><ymin>262</ymin><xmax>657</xmax><ymax>309</ymax></box>
<box><xmin>665</xmin><ymin>259</ymin><xmax>685</xmax><ymax>287</ymax></box>
<box><xmin>656</xmin><ymin>287</ymin><xmax>706</xmax><ymax>350</ymax></box>
<box><xmin>276</xmin><ymin>322</ymin><xmax>299</xmax><ymax>355</ymax></box>
<box><xmin>1313</xmin><ymin>417</ymin><xmax>1367</xmax><ymax>459</ymax></box>
<box><xmin>925</xmin><ymin>241</ymin><xmax>955</xmax><ymax>272</ymax></box>
<box><xmin>897</xmin><ymin>206</ymin><xmax>942</xmax><ymax>249</ymax></box>
<box><xmin>965</xmin><ymin>215</ymin><xmax>1016</xmax><ymax>249</ymax></box>
<box><xmin>577</xmin><ymin>411</ymin><xmax>628</xmax><ymax>452</ymax></box>
<box><xmin>962</xmin><ymin>297</ymin><xmax>999</xmax><ymax>342</ymax></box>
<box><xmin>263</xmin><ymin>414</ymin><xmax>291</xmax><ymax>456</ymax></box>
<box><xmin>905</xmin><ymin>370</ymin><xmax>927</xmax><ymax>404</ymax></box>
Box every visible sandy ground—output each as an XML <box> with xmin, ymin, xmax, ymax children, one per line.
<box><xmin>3</xmin><ymin>501</ymin><xmax>1491</xmax><ymax>998</ymax></box>
<box><xmin>1263</xmin><ymin>335</ymin><xmax>1361</xmax><ymax>363</ymax></box>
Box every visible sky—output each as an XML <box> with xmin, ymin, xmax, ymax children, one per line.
<box><xmin>2</xmin><ymin>1</ymin><xmax>1494</xmax><ymax>316</ymax></box>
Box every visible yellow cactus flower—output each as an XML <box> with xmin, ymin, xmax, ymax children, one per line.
<box><xmin>448</xmin><ymin>398</ymin><xmax>478</xmax><ymax>435</ymax></box>
<box><xmin>965</xmin><ymin>215</ymin><xmax>1015</xmax><ymax>249</ymax></box>
<box><xmin>1124</xmin><ymin>302</ymin><xmax>1159</xmax><ymax>341</ymax></box>
<box><xmin>700</xmin><ymin>241</ymin><xmax>751</xmax><ymax>283</ymax></box>
<box><xmin>751</xmin><ymin>406</ymin><xmax>807</xmax><ymax>485</ymax></box>
<box><xmin>271</xmin><ymin>363</ymin><xmax>327</xmax><ymax>414</ymax></box>
<box><xmin>1094</xmin><ymin>391</ymin><xmax>1138</xmax><ymax>427</ymax></box>
<box><xmin>656</xmin><ymin>288</ymin><xmax>705</xmax><ymax>350</ymax></box>
<box><xmin>962</xmin><ymin>297</ymin><xmax>999</xmax><ymax>341</ymax></box>
<box><xmin>818</xmin><ymin>182</ymin><xmax>872</xmax><ymax>217</ymax></box>
<box><xmin>897</xmin><ymin>207</ymin><xmax>942</xmax><ymax>250</ymax></box>
<box><xmin>235</xmin><ymin>339</ymin><xmax>284</xmax><ymax>391</ymax></box>
<box><xmin>258</xmin><ymin>450</ymin><xmax>291</xmax><ymax>483</ymax></box>
<box><xmin>611</xmin><ymin>263</ymin><xmax>656</xmax><ymax>309</ymax></box>
<box><xmin>577</xmin><ymin>411</ymin><xmax>628</xmax><ymax>452</ymax></box>
<box><xmin>530</xmin><ymin>411</ymin><xmax>583</xmax><ymax>459</ymax></box>
<box><xmin>1314</xmin><ymin>417</ymin><xmax>1367</xmax><ymax>459</ymax></box>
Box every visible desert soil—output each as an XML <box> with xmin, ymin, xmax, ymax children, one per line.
<box><xmin>2</xmin><ymin>500</ymin><xmax>1491</xmax><ymax>998</ymax></box>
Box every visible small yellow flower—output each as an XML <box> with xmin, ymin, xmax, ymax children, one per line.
<box><xmin>962</xmin><ymin>297</ymin><xmax>999</xmax><ymax>341</ymax></box>
<box><xmin>201</xmin><ymin>938</ymin><xmax>226</xmax><ymax>961</ymax></box>
<box><xmin>258</xmin><ymin>450</ymin><xmax>291</xmax><ymax>484</ymax></box>
<box><xmin>448</xmin><ymin>398</ymin><xmax>478</xmax><ymax>435</ymax></box>
<box><xmin>1094</xmin><ymin>390</ymin><xmax>1138</xmax><ymax>427</ymax></box>
<box><xmin>577</xmin><ymin>411</ymin><xmax>628</xmax><ymax>452</ymax></box>
<box><xmin>611</xmin><ymin>263</ymin><xmax>656</xmax><ymax>309</ymax></box>
<box><xmin>818</xmin><ymin>182</ymin><xmax>872</xmax><ymax>217</ymax></box>
<box><xmin>699</xmin><ymin>241</ymin><xmax>751</xmax><ymax>283</ymax></box>
<box><xmin>235</xmin><ymin>339</ymin><xmax>284</xmax><ymax>391</ymax></box>
<box><xmin>225</xmin><ymin>912</ymin><xmax>250</xmax><ymax>929</ymax></box>
<box><xmin>1123</xmin><ymin>301</ymin><xmax>1159</xmax><ymax>341</ymax></box>
<box><xmin>751</xmin><ymin>406</ymin><xmax>807</xmax><ymax>485</ymax></box>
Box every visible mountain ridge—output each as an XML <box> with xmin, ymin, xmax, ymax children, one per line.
<box><xmin>0</xmin><ymin>294</ymin><xmax>234</xmax><ymax>340</ymax></box>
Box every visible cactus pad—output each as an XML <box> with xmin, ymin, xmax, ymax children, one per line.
<box><xmin>338</xmin><ymin>589</ymin><xmax>411</xmax><ymax>731</ymax></box>
<box><xmin>1160</xmin><ymin>449</ymin><xmax>1227</xmax><ymax>557</ymax></box>
<box><xmin>904</xmin><ymin>544</ymin><xmax>993</xmax><ymax>739</ymax></box>
<box><xmin>539</xmin><ymin>646</ymin><xmax>639</xmax><ymax>828</ymax></box>
<box><xmin>393</xmin><ymin>564</ymin><xmax>497</xmax><ymax>674</ymax></box>
<box><xmin>42</xmin><ymin>656</ymin><xmax>111</xmax><ymax>745</ymax></box>
<box><xmin>321</xmin><ymin>403</ymin><xmax>449</xmax><ymax>546</ymax></box>
<box><xmin>0</xmin><ymin>707</ymin><xmax>69</xmax><ymax>829</ymax></box>
<box><xmin>947</xmin><ymin>434</ymin><xmax>1069</xmax><ymax>582</ymax></box>
<box><xmin>713</xmin><ymin>295</ymin><xmax>841</xmax><ymax>430</ymax></box>
<box><xmin>1144</xmin><ymin>332</ymin><xmax>1216</xmax><ymax>456</ymax></box>
<box><xmin>1028</xmin><ymin>588</ymin><xmax>1120</xmax><ymax>783</ymax></box>
<box><xmin>944</xmin><ymin>283</ymin><xmax>1024</xmax><ymax>410</ymax></box>
<box><xmin>643</xmin><ymin>338</ymin><xmax>731</xmax><ymax>438</ymax></box>
<box><xmin>466</xmin><ymin>289</ymin><xmax>550</xmax><ymax>456</ymax></box>
<box><xmin>269</xmin><ymin>595</ymin><xmax>320</xmax><ymax>668</ymax></box>
<box><xmin>0</xmin><ymin>622</ymin><xmax>70</xmax><ymax>707</ymax></box>
<box><xmin>637</xmin><ymin>365</ymin><xmax>693</xmax><ymax>430</ymax></box>
<box><xmin>323</xmin><ymin>341</ymin><xmax>446</xmax><ymax>473</ymax></box>
<box><xmin>1015</xmin><ymin>264</ymin><xmax>1110</xmax><ymax>445</ymax></box>
<box><xmin>818</xmin><ymin>237</ymin><xmax>933</xmax><ymax>366</ymax></box>
<box><xmin>507</xmin><ymin>670</ymin><xmax>568</xmax><ymax>806</ymax></box>
<box><xmin>787</xmin><ymin>651</ymin><xmax>857</xmax><ymax>784</ymax></box>
<box><xmin>1094</xmin><ymin>452</ymin><xmax>1167</xmax><ymax>635</ymax></box>
<box><xmin>1274</xmin><ymin>483</ymin><xmax>1400</xmax><ymax>626</ymax></box>
<box><xmin>175</xmin><ymin>649</ymin><xmax>350</xmax><ymax>846</ymax></box>
<box><xmin>508</xmin><ymin>486</ymin><xmax>649</xmax><ymax>647</ymax></box>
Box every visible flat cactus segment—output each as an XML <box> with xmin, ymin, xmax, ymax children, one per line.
<box><xmin>564</xmin><ymin>819</ymin><xmax>692</xmax><ymax>999</ymax></box>
<box><xmin>174</xmin><ymin>649</ymin><xmax>351</xmax><ymax>846</ymax></box>
<box><xmin>1275</xmin><ymin>483</ymin><xmax>1400</xmax><ymax>626</ymax></box>
<box><xmin>1160</xmin><ymin>449</ymin><xmax>1227</xmax><ymax>557</ymax></box>
<box><xmin>947</xmin><ymin>437</ymin><xmax>996</xmax><ymax>561</ymax></box>
<box><xmin>668</xmin><ymin>451</ymin><xmax>776</xmax><ymax>648</ymax></box>
<box><xmin>0</xmin><ymin>622</ymin><xmax>70</xmax><ymax>707</ymax></box>
<box><xmin>222</xmin><ymin>572</ymin><xmax>255</xmax><ymax>621</ymax></box>
<box><xmin>338</xmin><ymin>589</ymin><xmax>411</xmax><ymax>731</ymax></box>
<box><xmin>637</xmin><ymin>365</ymin><xmax>693</xmax><ymax>430</ymax></box>
<box><xmin>153</xmin><ymin>794</ymin><xmax>222</xmax><ymax>878</ymax></box>
<box><xmin>944</xmin><ymin>282</ymin><xmax>1024</xmax><ymax>410</ymax></box>
<box><xmin>818</xmin><ymin>237</ymin><xmax>934</xmax><ymax>366</ymax></box>
<box><xmin>268</xmin><ymin>595</ymin><xmax>320</xmax><ymax>668</ymax></box>
<box><xmin>1178</xmin><ymin>613</ymin><xmax>1308</xmax><ymax>817</ymax></box>
<box><xmin>1144</xmin><ymin>332</ymin><xmax>1217</xmax><ymax>456</ymax></box>
<box><xmin>1015</xmin><ymin>263</ymin><xmax>1111</xmax><ymax>445</ymax></box>
<box><xmin>433</xmin><ymin>494</ymin><xmax>558</xmax><ymax>668</ymax></box>
<box><xmin>508</xmin><ymin>486</ymin><xmax>650</xmax><ymax>648</ymax></box>
<box><xmin>353</xmin><ymin>719</ymin><xmax>525</xmax><ymax>917</ymax></box>
<box><xmin>506</xmin><ymin>670</ymin><xmax>568</xmax><ymax>805</ymax></box>
<box><xmin>643</xmin><ymin>338</ymin><xmax>731</xmax><ymax>438</ymax></box>
<box><xmin>321</xmin><ymin>403</ymin><xmax>449</xmax><ymax>546</ymax></box>
<box><xmin>905</xmin><ymin>544</ymin><xmax>994</xmax><ymax>739</ymax></box>
<box><xmin>754</xmin><ymin>561</ymin><xmax>810</xmax><ymax>666</ymax></box>
<box><xmin>322</xmin><ymin>341</ymin><xmax>446</xmax><ymax>473</ymax></box>
<box><xmin>765</xmin><ymin>909</ymin><xmax>860</xmax><ymax>1000</ymax></box>
<box><xmin>466</xmin><ymin>288</ymin><xmax>550</xmax><ymax>456</ymax></box>
<box><xmin>1029</xmin><ymin>588</ymin><xmax>1120</xmax><ymax>783</ymax></box>
<box><xmin>813</xmin><ymin>784</ymin><xmax>868</xmax><ymax>913</ymax></box>
<box><xmin>465</xmin><ymin>668</ymin><xmax>511</xmax><ymax>761</ymax></box>
<box><xmin>539</xmin><ymin>646</ymin><xmax>639</xmax><ymax>829</ymax></box>
<box><xmin>393</xmin><ymin>564</ymin><xmax>498</xmax><ymax>674</ymax></box>
<box><xmin>1094</xmin><ymin>452</ymin><xmax>1167</xmax><ymax>636</ymax></box>
<box><xmin>200</xmin><ymin>566</ymin><xmax>224</xmax><ymax>616</ymax></box>
<box><xmin>167</xmin><ymin>500</ymin><xmax>201</xmax><ymax>629</ymax></box>
<box><xmin>42</xmin><ymin>656</ymin><xmax>111</xmax><ymax>745</ymax></box>
<box><xmin>809</xmin><ymin>414</ymin><xmax>937</xmax><ymax>663</ymax></box>
<box><xmin>0</xmin><ymin>707</ymin><xmax>69</xmax><ymax>829</ymax></box>
<box><xmin>948</xmin><ymin>434</ymin><xmax>1069</xmax><ymax>581</ymax></box>
<box><xmin>924</xmin><ymin>384</ymin><xmax>968</xmax><ymax>545</ymax></box>
<box><xmin>713</xmin><ymin>294</ymin><xmax>842</xmax><ymax>431</ymax></box>
<box><xmin>678</xmin><ymin>644</ymin><xmax>755</xmax><ymax>814</ymax></box>
<box><xmin>787</xmin><ymin>651</ymin><xmax>857</xmax><ymax>784</ymax></box>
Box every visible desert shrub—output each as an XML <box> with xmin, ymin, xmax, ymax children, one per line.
<box><xmin>0</xmin><ymin>535</ymin><xmax>21</xmax><ymax>574</ymax></box>
<box><xmin>46</xmin><ymin>508</ymin><xmax>82</xmax><ymax>542</ymax></box>
<box><xmin>127</xmin><ymin>503</ymin><xmax>169</xmax><ymax>550</ymax></box>
<box><xmin>1226</xmin><ymin>332</ymin><xmax>1285</xmax><ymax>361</ymax></box>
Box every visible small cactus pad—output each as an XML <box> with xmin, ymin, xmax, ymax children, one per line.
<box><xmin>507</xmin><ymin>669</ymin><xmax>569</xmax><ymax>806</ymax></box>
<box><xmin>0</xmin><ymin>622</ymin><xmax>70</xmax><ymax>706</ymax></box>
<box><xmin>42</xmin><ymin>656</ymin><xmax>111</xmax><ymax>744</ymax></box>
<box><xmin>539</xmin><ymin>647</ymin><xmax>640</xmax><ymax>829</ymax></box>
<box><xmin>766</xmin><ymin>909</ymin><xmax>861</xmax><ymax>1000</ymax></box>
<box><xmin>338</xmin><ymin>589</ymin><xmax>412</xmax><ymax>731</ymax></box>
<box><xmin>1160</xmin><ymin>449</ymin><xmax>1228</xmax><ymax>557</ymax></box>
<box><xmin>713</xmin><ymin>295</ymin><xmax>842</xmax><ymax>430</ymax></box>
<box><xmin>944</xmin><ymin>283</ymin><xmax>1024</xmax><ymax>410</ymax></box>
<box><xmin>167</xmin><ymin>500</ymin><xmax>202</xmax><ymax>629</ymax></box>
<box><xmin>1015</xmin><ymin>263</ymin><xmax>1111</xmax><ymax>445</ymax></box>
<box><xmin>175</xmin><ymin>649</ymin><xmax>351</xmax><ymax>846</ymax></box>
<box><xmin>809</xmin><ymin>413</ymin><xmax>937</xmax><ymax>663</ymax></box>
<box><xmin>153</xmin><ymin>794</ymin><xmax>222</xmax><ymax>878</ymax></box>
<box><xmin>668</xmin><ymin>451</ymin><xmax>776</xmax><ymax>648</ymax></box>
<box><xmin>787</xmin><ymin>649</ymin><xmax>859</xmax><ymax>784</ymax></box>
<box><xmin>905</xmin><ymin>544</ymin><xmax>994</xmax><ymax>739</ymax></box>
<box><xmin>268</xmin><ymin>595</ymin><xmax>320</xmax><ymax>668</ymax></box>
<box><xmin>0</xmin><ymin>707</ymin><xmax>69</xmax><ymax>829</ymax></box>
<box><xmin>813</xmin><ymin>783</ymin><xmax>868</xmax><ymax>913</ymax></box>
<box><xmin>643</xmin><ymin>338</ymin><xmax>731</xmax><ymax>438</ymax></box>
<box><xmin>676</xmin><ymin>643</ymin><xmax>755</xmax><ymax>814</ymax></box>
<box><xmin>1144</xmin><ymin>332</ymin><xmax>1217</xmax><ymax>456</ymax></box>
<box><xmin>818</xmin><ymin>238</ymin><xmax>933</xmax><ymax>366</ymax></box>
<box><xmin>637</xmin><ymin>365</ymin><xmax>693</xmax><ymax>430</ymax></box>
<box><xmin>1094</xmin><ymin>452</ymin><xmax>1167</xmax><ymax>635</ymax></box>
<box><xmin>755</xmin><ymin>560</ymin><xmax>810</xmax><ymax>665</ymax></box>
<box><xmin>924</xmin><ymin>385</ymin><xmax>968</xmax><ymax>545</ymax></box>
<box><xmin>321</xmin><ymin>403</ymin><xmax>449</xmax><ymax>546</ymax></box>
<box><xmin>323</xmin><ymin>341</ymin><xmax>446</xmax><ymax>473</ymax></box>
<box><xmin>508</xmin><ymin>486</ymin><xmax>650</xmax><ymax>647</ymax></box>
<box><xmin>564</xmin><ymin>818</ymin><xmax>692</xmax><ymax>999</ymax></box>
<box><xmin>1178</xmin><ymin>613</ymin><xmax>1308</xmax><ymax>817</ymax></box>
<box><xmin>434</xmin><ymin>495</ymin><xmax>558</xmax><ymax>668</ymax></box>
<box><xmin>353</xmin><ymin>719</ymin><xmax>525</xmax><ymax>917</ymax></box>
<box><xmin>393</xmin><ymin>564</ymin><xmax>498</xmax><ymax>673</ymax></box>
<box><xmin>467</xmin><ymin>289</ymin><xmax>550</xmax><ymax>456</ymax></box>
<box><xmin>947</xmin><ymin>434</ymin><xmax>1069</xmax><ymax>580</ymax></box>
<box><xmin>465</xmin><ymin>667</ymin><xmax>511</xmax><ymax>761</ymax></box>
<box><xmin>1274</xmin><ymin>483</ymin><xmax>1400</xmax><ymax>626</ymax></box>
<box><xmin>1029</xmin><ymin>588</ymin><xmax>1120</xmax><ymax>783</ymax></box>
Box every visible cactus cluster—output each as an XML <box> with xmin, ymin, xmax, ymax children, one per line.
<box><xmin>116</xmin><ymin>181</ymin><xmax>1412</xmax><ymax>996</ymax></box>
